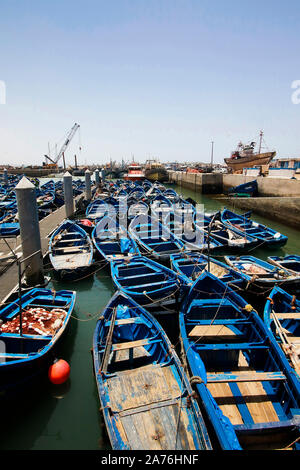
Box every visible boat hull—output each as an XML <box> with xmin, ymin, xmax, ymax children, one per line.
<box><xmin>224</xmin><ymin>151</ymin><xmax>276</xmax><ymax>171</ymax></box>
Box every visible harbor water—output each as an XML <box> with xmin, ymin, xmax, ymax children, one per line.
<box><xmin>0</xmin><ymin>182</ymin><xmax>299</xmax><ymax>450</ymax></box>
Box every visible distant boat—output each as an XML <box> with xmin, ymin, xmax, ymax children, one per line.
<box><xmin>228</xmin><ymin>180</ymin><xmax>258</xmax><ymax>197</ymax></box>
<box><xmin>225</xmin><ymin>131</ymin><xmax>275</xmax><ymax>172</ymax></box>
<box><xmin>124</xmin><ymin>162</ymin><xmax>145</xmax><ymax>182</ymax></box>
<box><xmin>92</xmin><ymin>291</ymin><xmax>212</xmax><ymax>450</ymax></box>
<box><xmin>144</xmin><ymin>159</ymin><xmax>168</xmax><ymax>182</ymax></box>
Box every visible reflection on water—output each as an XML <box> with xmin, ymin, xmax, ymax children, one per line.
<box><xmin>0</xmin><ymin>183</ymin><xmax>299</xmax><ymax>449</ymax></box>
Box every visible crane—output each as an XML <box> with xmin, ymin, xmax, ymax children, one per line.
<box><xmin>44</xmin><ymin>123</ymin><xmax>80</xmax><ymax>169</ymax></box>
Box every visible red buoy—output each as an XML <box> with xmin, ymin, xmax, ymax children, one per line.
<box><xmin>48</xmin><ymin>359</ymin><xmax>70</xmax><ymax>385</ymax></box>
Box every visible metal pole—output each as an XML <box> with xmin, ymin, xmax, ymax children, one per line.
<box><xmin>210</xmin><ymin>141</ymin><xmax>214</xmax><ymax>170</ymax></box>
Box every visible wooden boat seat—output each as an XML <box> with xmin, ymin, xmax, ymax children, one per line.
<box><xmin>118</xmin><ymin>272</ymin><xmax>161</xmax><ymax>280</ymax></box>
<box><xmin>188</xmin><ymin>325</ymin><xmax>240</xmax><ymax>341</ymax></box>
<box><xmin>105</xmin><ymin>317</ymin><xmax>146</xmax><ymax>327</ymax></box>
<box><xmin>132</xmin><ymin>280</ymin><xmax>176</xmax><ymax>289</ymax></box>
<box><xmin>52</xmin><ymin>245</ymin><xmax>90</xmax><ymax>253</ymax></box>
<box><xmin>206</xmin><ymin>371</ymin><xmax>286</xmax><ymax>383</ymax></box>
<box><xmin>275</xmin><ymin>313</ymin><xmax>300</xmax><ymax>320</ymax></box>
<box><xmin>111</xmin><ymin>337</ymin><xmax>161</xmax><ymax>352</ymax></box>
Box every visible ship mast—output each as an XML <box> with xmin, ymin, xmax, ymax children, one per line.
<box><xmin>258</xmin><ymin>130</ymin><xmax>263</xmax><ymax>154</ymax></box>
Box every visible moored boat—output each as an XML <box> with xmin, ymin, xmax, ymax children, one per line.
<box><xmin>170</xmin><ymin>251</ymin><xmax>246</xmax><ymax>289</ymax></box>
<box><xmin>129</xmin><ymin>215</ymin><xmax>186</xmax><ymax>261</ymax></box>
<box><xmin>49</xmin><ymin>219</ymin><xmax>94</xmax><ymax>279</ymax></box>
<box><xmin>267</xmin><ymin>255</ymin><xmax>300</xmax><ymax>275</ymax></box>
<box><xmin>92</xmin><ymin>216</ymin><xmax>140</xmax><ymax>262</ymax></box>
<box><xmin>92</xmin><ymin>290</ymin><xmax>212</xmax><ymax>450</ymax></box>
<box><xmin>0</xmin><ymin>288</ymin><xmax>76</xmax><ymax>396</ymax></box>
<box><xmin>110</xmin><ymin>255</ymin><xmax>186</xmax><ymax>311</ymax></box>
<box><xmin>221</xmin><ymin>208</ymin><xmax>288</xmax><ymax>249</ymax></box>
<box><xmin>264</xmin><ymin>287</ymin><xmax>300</xmax><ymax>377</ymax></box>
<box><xmin>180</xmin><ymin>271</ymin><xmax>300</xmax><ymax>450</ymax></box>
<box><xmin>224</xmin><ymin>255</ymin><xmax>300</xmax><ymax>294</ymax></box>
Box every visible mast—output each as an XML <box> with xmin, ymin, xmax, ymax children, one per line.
<box><xmin>258</xmin><ymin>130</ymin><xmax>263</xmax><ymax>154</ymax></box>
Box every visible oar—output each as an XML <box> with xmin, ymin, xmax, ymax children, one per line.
<box><xmin>100</xmin><ymin>307</ymin><xmax>117</xmax><ymax>374</ymax></box>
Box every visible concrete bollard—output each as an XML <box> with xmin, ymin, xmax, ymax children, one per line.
<box><xmin>15</xmin><ymin>176</ymin><xmax>44</xmax><ymax>286</ymax></box>
<box><xmin>63</xmin><ymin>171</ymin><xmax>74</xmax><ymax>218</ymax></box>
<box><xmin>85</xmin><ymin>169</ymin><xmax>92</xmax><ymax>201</ymax></box>
<box><xmin>95</xmin><ymin>169</ymin><xmax>100</xmax><ymax>187</ymax></box>
<box><xmin>3</xmin><ymin>168</ymin><xmax>8</xmax><ymax>185</ymax></box>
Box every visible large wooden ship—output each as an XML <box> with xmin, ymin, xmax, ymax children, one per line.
<box><xmin>144</xmin><ymin>159</ymin><xmax>168</xmax><ymax>182</ymax></box>
<box><xmin>225</xmin><ymin>131</ymin><xmax>276</xmax><ymax>172</ymax></box>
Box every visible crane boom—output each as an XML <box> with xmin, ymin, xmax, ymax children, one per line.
<box><xmin>55</xmin><ymin>123</ymin><xmax>80</xmax><ymax>164</ymax></box>
<box><xmin>44</xmin><ymin>123</ymin><xmax>80</xmax><ymax>167</ymax></box>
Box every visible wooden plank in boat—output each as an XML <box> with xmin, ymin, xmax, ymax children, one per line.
<box><xmin>206</xmin><ymin>352</ymin><xmax>280</xmax><ymax>426</ymax></box>
<box><xmin>275</xmin><ymin>313</ymin><xmax>300</xmax><ymax>320</ymax></box>
<box><xmin>206</xmin><ymin>371</ymin><xmax>286</xmax><ymax>383</ymax></box>
<box><xmin>111</xmin><ymin>338</ymin><xmax>157</xmax><ymax>351</ymax></box>
<box><xmin>188</xmin><ymin>324</ymin><xmax>237</xmax><ymax>341</ymax></box>
<box><xmin>119</xmin><ymin>403</ymin><xmax>196</xmax><ymax>450</ymax></box>
<box><xmin>107</xmin><ymin>364</ymin><xmax>181</xmax><ymax>413</ymax></box>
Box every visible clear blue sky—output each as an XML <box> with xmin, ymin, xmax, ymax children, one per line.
<box><xmin>0</xmin><ymin>0</ymin><xmax>299</xmax><ymax>166</ymax></box>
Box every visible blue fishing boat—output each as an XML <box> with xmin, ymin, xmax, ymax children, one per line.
<box><xmin>180</xmin><ymin>271</ymin><xmax>300</xmax><ymax>450</ymax></box>
<box><xmin>264</xmin><ymin>287</ymin><xmax>300</xmax><ymax>377</ymax></box>
<box><xmin>228</xmin><ymin>180</ymin><xmax>258</xmax><ymax>197</ymax></box>
<box><xmin>200</xmin><ymin>213</ymin><xmax>259</xmax><ymax>252</ymax></box>
<box><xmin>92</xmin><ymin>216</ymin><xmax>140</xmax><ymax>262</ymax></box>
<box><xmin>0</xmin><ymin>222</ymin><xmax>20</xmax><ymax>237</ymax></box>
<box><xmin>86</xmin><ymin>198</ymin><xmax>116</xmax><ymax>220</ymax></box>
<box><xmin>170</xmin><ymin>251</ymin><xmax>246</xmax><ymax>289</ymax></box>
<box><xmin>110</xmin><ymin>255</ymin><xmax>186</xmax><ymax>311</ymax></box>
<box><xmin>0</xmin><ymin>288</ymin><xmax>76</xmax><ymax>395</ymax></box>
<box><xmin>92</xmin><ymin>290</ymin><xmax>212</xmax><ymax>450</ymax></box>
<box><xmin>221</xmin><ymin>208</ymin><xmax>288</xmax><ymax>249</ymax></box>
<box><xmin>164</xmin><ymin>211</ymin><xmax>223</xmax><ymax>253</ymax></box>
<box><xmin>267</xmin><ymin>255</ymin><xmax>300</xmax><ymax>275</ymax></box>
<box><xmin>49</xmin><ymin>219</ymin><xmax>94</xmax><ymax>279</ymax></box>
<box><xmin>129</xmin><ymin>215</ymin><xmax>186</xmax><ymax>261</ymax></box>
<box><xmin>224</xmin><ymin>255</ymin><xmax>300</xmax><ymax>294</ymax></box>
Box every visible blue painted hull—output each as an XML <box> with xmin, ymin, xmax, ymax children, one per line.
<box><xmin>180</xmin><ymin>271</ymin><xmax>300</xmax><ymax>450</ymax></box>
<box><xmin>0</xmin><ymin>288</ymin><xmax>76</xmax><ymax>397</ymax></box>
<box><xmin>92</xmin><ymin>290</ymin><xmax>212</xmax><ymax>450</ymax></box>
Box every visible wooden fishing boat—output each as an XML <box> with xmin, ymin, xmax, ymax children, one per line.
<box><xmin>0</xmin><ymin>222</ymin><xmax>20</xmax><ymax>237</ymax></box>
<box><xmin>228</xmin><ymin>180</ymin><xmax>258</xmax><ymax>197</ymax></box>
<box><xmin>0</xmin><ymin>288</ymin><xmax>76</xmax><ymax>395</ymax></box>
<box><xmin>200</xmin><ymin>213</ymin><xmax>259</xmax><ymax>252</ymax></box>
<box><xmin>110</xmin><ymin>255</ymin><xmax>186</xmax><ymax>311</ymax></box>
<box><xmin>49</xmin><ymin>219</ymin><xmax>94</xmax><ymax>279</ymax></box>
<box><xmin>85</xmin><ymin>198</ymin><xmax>116</xmax><ymax>220</ymax></box>
<box><xmin>221</xmin><ymin>208</ymin><xmax>288</xmax><ymax>249</ymax></box>
<box><xmin>164</xmin><ymin>212</ymin><xmax>223</xmax><ymax>253</ymax></box>
<box><xmin>92</xmin><ymin>291</ymin><xmax>212</xmax><ymax>450</ymax></box>
<box><xmin>224</xmin><ymin>255</ymin><xmax>300</xmax><ymax>294</ymax></box>
<box><xmin>92</xmin><ymin>216</ymin><xmax>140</xmax><ymax>262</ymax></box>
<box><xmin>170</xmin><ymin>252</ymin><xmax>246</xmax><ymax>290</ymax></box>
<box><xmin>267</xmin><ymin>255</ymin><xmax>300</xmax><ymax>275</ymax></box>
<box><xmin>129</xmin><ymin>215</ymin><xmax>186</xmax><ymax>261</ymax></box>
<box><xmin>264</xmin><ymin>287</ymin><xmax>300</xmax><ymax>377</ymax></box>
<box><xmin>180</xmin><ymin>271</ymin><xmax>300</xmax><ymax>450</ymax></box>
